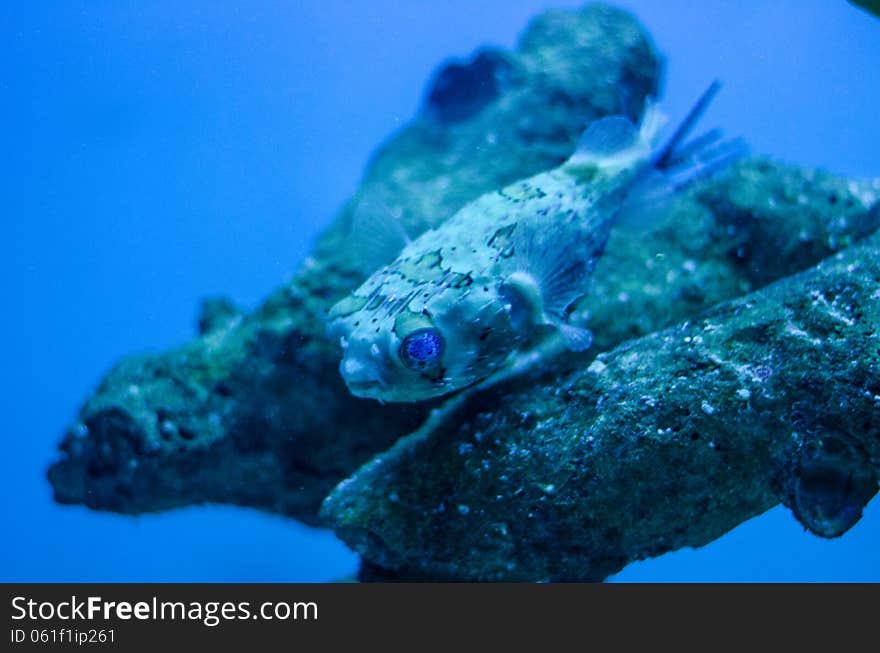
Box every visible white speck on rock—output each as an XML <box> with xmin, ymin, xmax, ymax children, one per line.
<box><xmin>736</xmin><ymin>388</ymin><xmax>751</xmax><ymax>400</ymax></box>
<box><xmin>701</xmin><ymin>400</ymin><xmax>716</xmax><ymax>415</ymax></box>
<box><xmin>588</xmin><ymin>359</ymin><xmax>607</xmax><ymax>374</ymax></box>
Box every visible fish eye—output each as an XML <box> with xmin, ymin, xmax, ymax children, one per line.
<box><xmin>399</xmin><ymin>328</ymin><xmax>444</xmax><ymax>370</ymax></box>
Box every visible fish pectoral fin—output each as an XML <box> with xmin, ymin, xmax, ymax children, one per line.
<box><xmin>349</xmin><ymin>195</ymin><xmax>411</xmax><ymax>272</ymax></box>
<box><xmin>501</xmin><ymin>257</ymin><xmax>594</xmax><ymax>353</ymax></box>
<box><xmin>499</xmin><ymin>271</ymin><xmax>543</xmax><ymax>330</ymax></box>
<box><xmin>555</xmin><ymin>321</ymin><xmax>593</xmax><ymax>352</ymax></box>
<box><xmin>511</xmin><ymin>215</ymin><xmax>602</xmax><ymax>320</ymax></box>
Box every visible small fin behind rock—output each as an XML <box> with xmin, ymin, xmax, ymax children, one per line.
<box><xmin>349</xmin><ymin>197</ymin><xmax>411</xmax><ymax>273</ymax></box>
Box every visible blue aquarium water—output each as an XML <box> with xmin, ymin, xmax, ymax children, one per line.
<box><xmin>3</xmin><ymin>1</ymin><xmax>879</xmax><ymax>581</ymax></box>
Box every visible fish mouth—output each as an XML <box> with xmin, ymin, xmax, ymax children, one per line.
<box><xmin>346</xmin><ymin>379</ymin><xmax>383</xmax><ymax>397</ymax></box>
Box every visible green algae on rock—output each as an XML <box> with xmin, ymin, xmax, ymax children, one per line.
<box><xmin>48</xmin><ymin>4</ymin><xmax>661</xmax><ymax>523</ymax></box>
<box><xmin>322</xmin><ymin>227</ymin><xmax>880</xmax><ymax>581</ymax></box>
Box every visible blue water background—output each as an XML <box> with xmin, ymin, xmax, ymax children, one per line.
<box><xmin>3</xmin><ymin>1</ymin><xmax>878</xmax><ymax>581</ymax></box>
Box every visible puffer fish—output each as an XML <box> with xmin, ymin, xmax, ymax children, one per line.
<box><xmin>328</xmin><ymin>82</ymin><xmax>740</xmax><ymax>402</ymax></box>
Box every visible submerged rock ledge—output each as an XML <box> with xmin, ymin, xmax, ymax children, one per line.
<box><xmin>323</xmin><ymin>228</ymin><xmax>880</xmax><ymax>580</ymax></box>
<box><xmin>48</xmin><ymin>3</ymin><xmax>879</xmax><ymax>579</ymax></box>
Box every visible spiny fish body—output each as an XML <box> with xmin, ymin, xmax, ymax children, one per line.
<box><xmin>328</xmin><ymin>83</ymin><xmax>736</xmax><ymax>402</ymax></box>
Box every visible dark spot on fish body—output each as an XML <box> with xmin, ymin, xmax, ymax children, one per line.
<box><xmin>487</xmin><ymin>224</ymin><xmax>517</xmax><ymax>260</ymax></box>
<box><xmin>423</xmin><ymin>366</ymin><xmax>446</xmax><ymax>383</ymax></box>
<box><xmin>385</xmin><ymin>294</ymin><xmax>413</xmax><ymax>317</ymax></box>
<box><xmin>487</xmin><ymin>224</ymin><xmax>515</xmax><ymax>246</ymax></box>
<box><xmin>419</xmin><ymin>250</ymin><xmax>444</xmax><ymax>269</ymax></box>
<box><xmin>450</xmin><ymin>272</ymin><xmax>474</xmax><ymax>288</ymax></box>
<box><xmin>328</xmin><ymin>293</ymin><xmax>369</xmax><ymax>319</ymax></box>
<box><xmin>366</xmin><ymin>295</ymin><xmax>387</xmax><ymax>311</ymax></box>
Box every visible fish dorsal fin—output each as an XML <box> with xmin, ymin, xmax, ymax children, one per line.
<box><xmin>349</xmin><ymin>196</ymin><xmax>411</xmax><ymax>273</ymax></box>
<box><xmin>567</xmin><ymin>115</ymin><xmax>641</xmax><ymax>168</ymax></box>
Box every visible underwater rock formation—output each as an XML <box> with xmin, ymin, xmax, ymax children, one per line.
<box><xmin>47</xmin><ymin>2</ymin><xmax>880</xmax><ymax>581</ymax></box>
<box><xmin>48</xmin><ymin>4</ymin><xmax>661</xmax><ymax>523</ymax></box>
<box><xmin>323</xmin><ymin>225</ymin><xmax>880</xmax><ymax>581</ymax></box>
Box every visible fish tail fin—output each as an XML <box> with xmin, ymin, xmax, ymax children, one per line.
<box><xmin>616</xmin><ymin>81</ymin><xmax>747</xmax><ymax>228</ymax></box>
<box><xmin>650</xmin><ymin>80</ymin><xmax>746</xmax><ymax>188</ymax></box>
<box><xmin>660</xmin><ymin>135</ymin><xmax>748</xmax><ymax>192</ymax></box>
<box><xmin>652</xmin><ymin>80</ymin><xmax>722</xmax><ymax>169</ymax></box>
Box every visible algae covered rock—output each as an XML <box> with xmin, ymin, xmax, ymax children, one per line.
<box><xmin>322</xmin><ymin>225</ymin><xmax>880</xmax><ymax>581</ymax></box>
<box><xmin>46</xmin><ymin>1</ymin><xmax>880</xmax><ymax>581</ymax></box>
<box><xmin>578</xmin><ymin>160</ymin><xmax>880</xmax><ymax>353</ymax></box>
<box><xmin>48</xmin><ymin>4</ymin><xmax>660</xmax><ymax>523</ymax></box>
